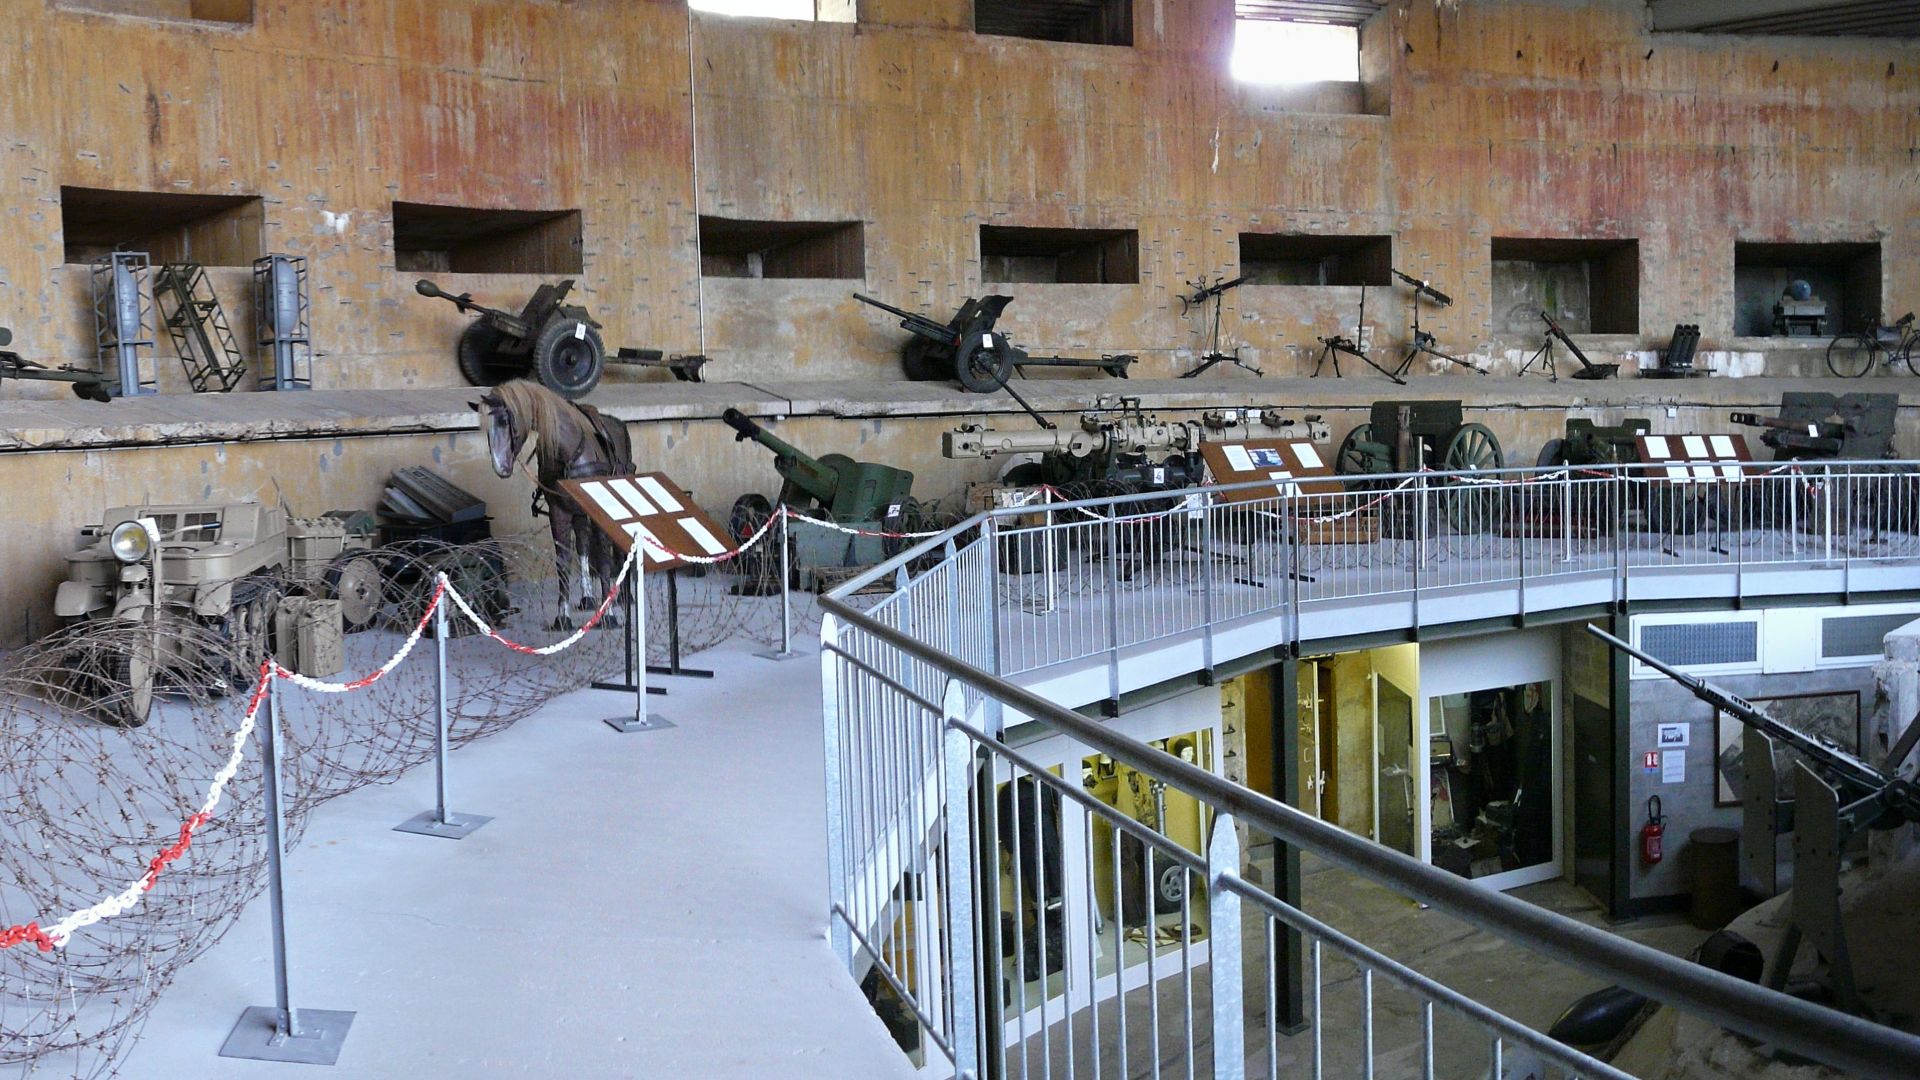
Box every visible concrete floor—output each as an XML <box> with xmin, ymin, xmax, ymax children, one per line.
<box><xmin>105</xmin><ymin>637</ymin><xmax>915</xmax><ymax>1080</ymax></box>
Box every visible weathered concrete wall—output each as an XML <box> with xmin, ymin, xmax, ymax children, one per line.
<box><xmin>0</xmin><ymin>0</ymin><xmax>1911</xmax><ymax>394</ymax></box>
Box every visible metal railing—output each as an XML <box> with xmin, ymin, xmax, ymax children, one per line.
<box><xmin>816</xmin><ymin>458</ymin><xmax>1920</xmax><ymax>1079</ymax></box>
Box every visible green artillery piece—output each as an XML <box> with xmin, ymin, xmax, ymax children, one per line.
<box><xmin>416</xmin><ymin>278</ymin><xmax>708</xmax><ymax>400</ymax></box>
<box><xmin>1334</xmin><ymin>400</ymin><xmax>1504</xmax><ymax>532</ymax></box>
<box><xmin>722</xmin><ymin>408</ymin><xmax>919</xmax><ymax>585</ymax></box>
<box><xmin>1538</xmin><ymin>417</ymin><xmax>1651</xmax><ymax>467</ymax></box>
<box><xmin>0</xmin><ymin>326</ymin><xmax>111</xmax><ymax>402</ymax></box>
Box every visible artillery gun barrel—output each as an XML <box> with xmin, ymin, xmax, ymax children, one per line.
<box><xmin>1585</xmin><ymin>626</ymin><xmax>1887</xmax><ymax>795</ymax></box>
<box><xmin>415</xmin><ymin>278</ymin><xmax>520</xmax><ymax>325</ymax></box>
<box><xmin>723</xmin><ymin>408</ymin><xmax>839</xmax><ymax>502</ymax></box>
<box><xmin>853</xmin><ymin>293</ymin><xmax>954</xmax><ymax>341</ymax></box>
<box><xmin>1729</xmin><ymin>411</ymin><xmax>1846</xmax><ymax>437</ymax></box>
<box><xmin>944</xmin><ymin>426</ymin><xmax>1107</xmax><ymax>460</ymax></box>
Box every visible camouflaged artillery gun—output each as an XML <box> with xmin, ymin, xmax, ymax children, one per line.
<box><xmin>722</xmin><ymin>408</ymin><xmax>920</xmax><ymax>587</ymax></box>
<box><xmin>0</xmin><ymin>325</ymin><xmax>112</xmax><ymax>402</ymax></box>
<box><xmin>416</xmin><ymin>278</ymin><xmax>708</xmax><ymax>400</ymax></box>
<box><xmin>53</xmin><ymin>502</ymin><xmax>379</xmax><ymax>726</ymax></box>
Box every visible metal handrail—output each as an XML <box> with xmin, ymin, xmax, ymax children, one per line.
<box><xmin>817</xmin><ymin>595</ymin><xmax>1920</xmax><ymax>1080</ymax></box>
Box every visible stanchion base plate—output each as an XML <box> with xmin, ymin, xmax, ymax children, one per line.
<box><xmin>393</xmin><ymin>811</ymin><xmax>493</xmax><ymax>840</ymax></box>
<box><xmin>754</xmin><ymin>647</ymin><xmax>807</xmax><ymax>662</ymax></box>
<box><xmin>219</xmin><ymin>1006</ymin><xmax>355</xmax><ymax>1065</ymax></box>
<box><xmin>604</xmin><ymin>714</ymin><xmax>675</xmax><ymax>734</ymax></box>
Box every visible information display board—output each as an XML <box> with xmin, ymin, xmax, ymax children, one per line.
<box><xmin>1198</xmin><ymin>439</ymin><xmax>1342</xmax><ymax>504</ymax></box>
<box><xmin>559</xmin><ymin>473</ymin><xmax>731</xmax><ymax>572</ymax></box>
<box><xmin>1635</xmin><ymin>434</ymin><xmax>1753</xmax><ymax>485</ymax></box>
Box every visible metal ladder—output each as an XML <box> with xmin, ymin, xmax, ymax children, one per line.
<box><xmin>155</xmin><ymin>262</ymin><xmax>248</xmax><ymax>392</ymax></box>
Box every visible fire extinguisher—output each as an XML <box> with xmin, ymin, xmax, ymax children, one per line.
<box><xmin>1640</xmin><ymin>795</ymin><xmax>1665</xmax><ymax>866</ymax></box>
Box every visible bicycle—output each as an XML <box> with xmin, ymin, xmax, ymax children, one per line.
<box><xmin>1825</xmin><ymin>311</ymin><xmax>1918</xmax><ymax>377</ymax></box>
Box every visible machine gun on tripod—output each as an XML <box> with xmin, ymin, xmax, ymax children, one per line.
<box><xmin>1589</xmin><ymin>627</ymin><xmax>1920</xmax><ymax>1019</ymax></box>
<box><xmin>1177</xmin><ymin>274</ymin><xmax>1263</xmax><ymax>379</ymax></box>
<box><xmin>0</xmin><ymin>326</ymin><xmax>111</xmax><ymax>402</ymax></box>
<box><xmin>1386</xmin><ymin>269</ymin><xmax>1485</xmax><ymax>379</ymax></box>
<box><xmin>1311</xmin><ymin>285</ymin><xmax>1409</xmax><ymax>385</ymax></box>
<box><xmin>1518</xmin><ymin>310</ymin><xmax>1619</xmax><ymax>381</ymax></box>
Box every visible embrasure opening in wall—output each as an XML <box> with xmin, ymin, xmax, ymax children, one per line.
<box><xmin>1491</xmin><ymin>237</ymin><xmax>1639</xmax><ymax>336</ymax></box>
<box><xmin>391</xmin><ymin>203</ymin><xmax>584</xmax><ymax>275</ymax></box>
<box><xmin>975</xmin><ymin>0</ymin><xmax>1132</xmax><ymax>46</ymax></box>
<box><xmin>1733</xmin><ymin>241</ymin><xmax>1880</xmax><ymax>339</ymax></box>
<box><xmin>980</xmin><ymin>226</ymin><xmax>1139</xmax><ymax>285</ymax></box>
<box><xmin>60</xmin><ymin>187</ymin><xmax>263</xmax><ymax>266</ymax></box>
<box><xmin>698</xmin><ymin>218</ymin><xmax>866</xmax><ymax>279</ymax></box>
<box><xmin>1238</xmin><ymin>233</ymin><xmax>1390</xmax><ymax>287</ymax></box>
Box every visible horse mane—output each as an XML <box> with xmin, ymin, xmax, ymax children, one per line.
<box><xmin>492</xmin><ymin>380</ymin><xmax>595</xmax><ymax>480</ymax></box>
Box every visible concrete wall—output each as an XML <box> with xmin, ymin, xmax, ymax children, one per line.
<box><xmin>0</xmin><ymin>0</ymin><xmax>1911</xmax><ymax>394</ymax></box>
<box><xmin>1625</xmin><ymin>664</ymin><xmax>1879</xmax><ymax>903</ymax></box>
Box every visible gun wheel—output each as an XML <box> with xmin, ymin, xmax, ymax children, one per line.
<box><xmin>532</xmin><ymin>317</ymin><xmax>605</xmax><ymax>399</ymax></box>
<box><xmin>1441</xmin><ymin>423</ymin><xmax>1505</xmax><ymax>532</ymax></box>
<box><xmin>323</xmin><ymin>550</ymin><xmax>387</xmax><ymax>632</ymax></box>
<box><xmin>955</xmin><ymin>338</ymin><xmax>1015</xmax><ymax>394</ymax></box>
<box><xmin>457</xmin><ymin>321</ymin><xmax>519</xmax><ymax>387</ymax></box>
<box><xmin>901</xmin><ymin>337</ymin><xmax>947</xmax><ymax>381</ymax></box>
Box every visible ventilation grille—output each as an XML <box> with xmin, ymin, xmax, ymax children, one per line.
<box><xmin>1639</xmin><ymin>622</ymin><xmax>1758</xmax><ymax>668</ymax></box>
<box><xmin>1821</xmin><ymin>613</ymin><xmax>1919</xmax><ymax>660</ymax></box>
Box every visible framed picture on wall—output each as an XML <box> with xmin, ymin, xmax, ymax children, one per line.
<box><xmin>1715</xmin><ymin>690</ymin><xmax>1861</xmax><ymax>808</ymax></box>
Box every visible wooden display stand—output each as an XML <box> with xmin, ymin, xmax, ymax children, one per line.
<box><xmin>560</xmin><ymin>473</ymin><xmax>731</xmax><ymax>732</ymax></box>
<box><xmin>1200</xmin><ymin>439</ymin><xmax>1370</xmax><ymax>546</ymax></box>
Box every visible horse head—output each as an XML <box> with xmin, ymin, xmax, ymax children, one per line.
<box><xmin>474</xmin><ymin>389</ymin><xmax>522</xmax><ymax>480</ymax></box>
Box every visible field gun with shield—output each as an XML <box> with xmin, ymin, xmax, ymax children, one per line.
<box><xmin>1729</xmin><ymin>392</ymin><xmax>1898</xmax><ymax>462</ymax></box>
<box><xmin>0</xmin><ymin>326</ymin><xmax>111</xmax><ymax>402</ymax></box>
<box><xmin>1589</xmin><ymin>627</ymin><xmax>1920</xmax><ymax>1018</ymax></box>
<box><xmin>854</xmin><ymin>291</ymin><xmax>1135</xmax><ymax>392</ymax></box>
<box><xmin>722</xmin><ymin>408</ymin><xmax>920</xmax><ymax>584</ymax></box>
<box><xmin>416</xmin><ymin>278</ymin><xmax>707</xmax><ymax>400</ymax></box>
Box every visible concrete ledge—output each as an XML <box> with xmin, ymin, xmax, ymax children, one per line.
<box><xmin>1</xmin><ymin>373</ymin><xmax>1916</xmax><ymax>452</ymax></box>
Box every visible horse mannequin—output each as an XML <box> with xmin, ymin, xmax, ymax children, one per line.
<box><xmin>475</xmin><ymin>381</ymin><xmax>635</xmax><ymax>630</ymax></box>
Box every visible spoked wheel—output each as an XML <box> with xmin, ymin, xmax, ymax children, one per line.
<box><xmin>531</xmin><ymin>317</ymin><xmax>605</xmax><ymax>399</ymax></box>
<box><xmin>1825</xmin><ymin>332</ymin><xmax>1884</xmax><ymax>378</ymax></box>
<box><xmin>1441</xmin><ymin>423</ymin><xmax>1505</xmax><ymax>532</ymax></box>
<box><xmin>1335</xmin><ymin>424</ymin><xmax>1375</xmax><ymax>476</ymax></box>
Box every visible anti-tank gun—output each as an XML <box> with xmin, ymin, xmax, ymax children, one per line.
<box><xmin>854</xmin><ymin>291</ymin><xmax>1135</xmax><ymax>392</ymax></box>
<box><xmin>1729</xmin><ymin>392</ymin><xmax>1897</xmax><ymax>462</ymax></box>
<box><xmin>0</xmin><ymin>326</ymin><xmax>111</xmax><ymax>402</ymax></box>
<box><xmin>722</xmin><ymin>408</ymin><xmax>919</xmax><ymax>585</ymax></box>
<box><xmin>1589</xmin><ymin>626</ymin><xmax>1919</xmax><ymax>1017</ymax></box>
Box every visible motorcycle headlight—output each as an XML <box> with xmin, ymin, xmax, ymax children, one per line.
<box><xmin>109</xmin><ymin>521</ymin><xmax>152</xmax><ymax>565</ymax></box>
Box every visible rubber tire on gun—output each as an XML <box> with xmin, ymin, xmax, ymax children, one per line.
<box><xmin>457</xmin><ymin>321</ymin><xmax>519</xmax><ymax>387</ymax></box>
<box><xmin>531</xmin><ymin>317</ymin><xmax>605</xmax><ymax>400</ymax></box>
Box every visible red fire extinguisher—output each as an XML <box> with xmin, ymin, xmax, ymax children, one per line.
<box><xmin>1640</xmin><ymin>795</ymin><xmax>1665</xmax><ymax>866</ymax></box>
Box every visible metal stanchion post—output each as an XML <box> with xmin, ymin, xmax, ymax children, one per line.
<box><xmin>757</xmin><ymin>510</ymin><xmax>804</xmax><ymax>661</ymax></box>
<box><xmin>606</xmin><ymin>559</ymin><xmax>672</xmax><ymax>733</ymax></box>
<box><xmin>396</xmin><ymin>582</ymin><xmax>492</xmax><ymax>838</ymax></box>
<box><xmin>220</xmin><ymin>677</ymin><xmax>355</xmax><ymax>1064</ymax></box>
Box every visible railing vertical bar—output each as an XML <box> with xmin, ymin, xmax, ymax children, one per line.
<box><xmin>1207</xmin><ymin>816</ymin><xmax>1245</xmax><ymax>1080</ymax></box>
<box><xmin>1361</xmin><ymin>967</ymin><xmax>1374</xmax><ymax>1080</ymax></box>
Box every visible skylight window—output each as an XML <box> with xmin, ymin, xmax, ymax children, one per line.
<box><xmin>1232</xmin><ymin>20</ymin><xmax>1360</xmax><ymax>84</ymax></box>
<box><xmin>689</xmin><ymin>0</ymin><xmax>816</xmax><ymax>18</ymax></box>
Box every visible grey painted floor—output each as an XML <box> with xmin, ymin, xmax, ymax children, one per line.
<box><xmin>114</xmin><ymin>637</ymin><xmax>916</xmax><ymax>1080</ymax></box>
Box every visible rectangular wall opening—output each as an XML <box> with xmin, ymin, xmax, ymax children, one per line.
<box><xmin>57</xmin><ymin>0</ymin><xmax>253</xmax><ymax>23</ymax></box>
<box><xmin>688</xmin><ymin>0</ymin><xmax>855</xmax><ymax>23</ymax></box>
<box><xmin>1734</xmin><ymin>241</ymin><xmax>1880</xmax><ymax>337</ymax></box>
<box><xmin>698</xmin><ymin>217</ymin><xmax>865</xmax><ymax>279</ymax></box>
<box><xmin>392</xmin><ymin>203</ymin><xmax>583</xmax><ymax>275</ymax></box>
<box><xmin>981</xmin><ymin>226</ymin><xmax>1139</xmax><ymax>285</ymax></box>
<box><xmin>975</xmin><ymin>0</ymin><xmax>1132</xmax><ymax>46</ymax></box>
<box><xmin>61</xmin><ymin>186</ymin><xmax>263</xmax><ymax>265</ymax></box>
<box><xmin>1490</xmin><ymin>237</ymin><xmax>1639</xmax><ymax>336</ymax></box>
<box><xmin>1238</xmin><ymin>233</ymin><xmax>1390</xmax><ymax>286</ymax></box>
